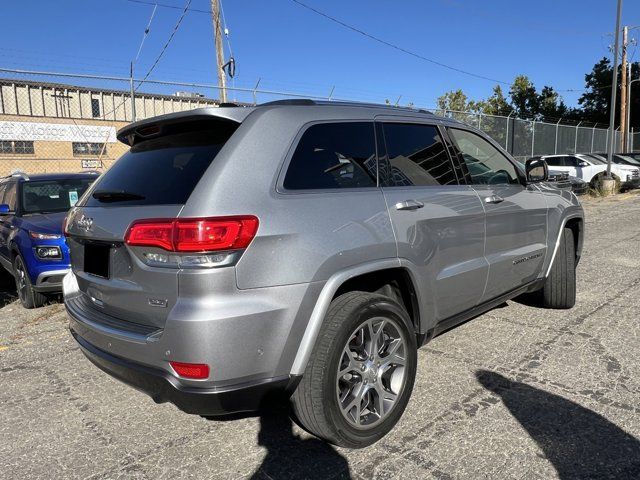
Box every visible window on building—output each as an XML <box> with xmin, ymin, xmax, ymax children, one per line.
<box><xmin>0</xmin><ymin>140</ymin><xmax>35</xmax><ymax>155</ymax></box>
<box><xmin>283</xmin><ymin>122</ymin><xmax>377</xmax><ymax>190</ymax></box>
<box><xmin>72</xmin><ymin>142</ymin><xmax>105</xmax><ymax>156</ymax></box>
<box><xmin>91</xmin><ymin>98</ymin><xmax>101</xmax><ymax>118</ymax></box>
<box><xmin>381</xmin><ymin>123</ymin><xmax>458</xmax><ymax>186</ymax></box>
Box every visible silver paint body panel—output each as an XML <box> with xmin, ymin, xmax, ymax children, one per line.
<box><xmin>64</xmin><ymin>103</ymin><xmax>584</xmax><ymax>389</ymax></box>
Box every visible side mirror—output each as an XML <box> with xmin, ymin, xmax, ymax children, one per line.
<box><xmin>577</xmin><ymin>160</ymin><xmax>589</xmax><ymax>167</ymax></box>
<box><xmin>525</xmin><ymin>158</ymin><xmax>548</xmax><ymax>183</ymax></box>
<box><xmin>0</xmin><ymin>204</ymin><xmax>10</xmax><ymax>214</ymax></box>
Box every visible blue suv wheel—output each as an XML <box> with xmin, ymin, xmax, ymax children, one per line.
<box><xmin>14</xmin><ymin>254</ymin><xmax>47</xmax><ymax>308</ymax></box>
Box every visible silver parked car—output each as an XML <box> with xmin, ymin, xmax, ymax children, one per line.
<box><xmin>63</xmin><ymin>100</ymin><xmax>584</xmax><ymax>448</ymax></box>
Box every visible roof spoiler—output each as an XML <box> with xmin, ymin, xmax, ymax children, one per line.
<box><xmin>117</xmin><ymin>107</ymin><xmax>251</xmax><ymax>146</ymax></box>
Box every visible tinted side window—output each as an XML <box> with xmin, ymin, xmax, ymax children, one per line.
<box><xmin>382</xmin><ymin>123</ymin><xmax>457</xmax><ymax>186</ymax></box>
<box><xmin>448</xmin><ymin>128</ymin><xmax>519</xmax><ymax>185</ymax></box>
<box><xmin>564</xmin><ymin>156</ymin><xmax>579</xmax><ymax>167</ymax></box>
<box><xmin>3</xmin><ymin>183</ymin><xmax>17</xmax><ymax>211</ymax></box>
<box><xmin>544</xmin><ymin>157</ymin><xmax>562</xmax><ymax>167</ymax></box>
<box><xmin>283</xmin><ymin>123</ymin><xmax>376</xmax><ymax>190</ymax></box>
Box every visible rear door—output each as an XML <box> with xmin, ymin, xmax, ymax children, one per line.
<box><xmin>447</xmin><ymin>127</ymin><xmax>547</xmax><ymax>301</ymax></box>
<box><xmin>379</xmin><ymin>120</ymin><xmax>487</xmax><ymax>323</ymax></box>
<box><xmin>65</xmin><ymin>118</ymin><xmax>240</xmax><ymax>329</ymax></box>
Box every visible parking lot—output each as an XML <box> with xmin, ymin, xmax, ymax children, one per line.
<box><xmin>0</xmin><ymin>193</ymin><xmax>639</xmax><ymax>479</ymax></box>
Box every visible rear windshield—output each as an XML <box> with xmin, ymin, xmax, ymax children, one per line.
<box><xmin>22</xmin><ymin>179</ymin><xmax>94</xmax><ymax>214</ymax></box>
<box><xmin>81</xmin><ymin>123</ymin><xmax>237</xmax><ymax>207</ymax></box>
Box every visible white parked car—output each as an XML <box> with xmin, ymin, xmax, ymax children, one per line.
<box><xmin>537</xmin><ymin>154</ymin><xmax>640</xmax><ymax>190</ymax></box>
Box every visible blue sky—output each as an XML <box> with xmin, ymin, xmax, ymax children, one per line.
<box><xmin>1</xmin><ymin>0</ymin><xmax>639</xmax><ymax>108</ymax></box>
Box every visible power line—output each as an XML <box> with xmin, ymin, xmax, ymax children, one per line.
<box><xmin>135</xmin><ymin>0</ymin><xmax>192</xmax><ymax>89</ymax></box>
<box><xmin>289</xmin><ymin>0</ymin><xmax>607</xmax><ymax>95</ymax></box>
<box><xmin>134</xmin><ymin>3</ymin><xmax>158</xmax><ymax>62</ymax></box>
<box><xmin>122</xmin><ymin>0</ymin><xmax>210</xmax><ymax>14</ymax></box>
<box><xmin>94</xmin><ymin>0</ymin><xmax>193</xmax><ymax>120</ymax></box>
<box><xmin>290</xmin><ymin>0</ymin><xmax>510</xmax><ymax>86</ymax></box>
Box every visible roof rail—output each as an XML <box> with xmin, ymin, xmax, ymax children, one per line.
<box><xmin>260</xmin><ymin>98</ymin><xmax>433</xmax><ymax>115</ymax></box>
<box><xmin>8</xmin><ymin>170</ymin><xmax>29</xmax><ymax>181</ymax></box>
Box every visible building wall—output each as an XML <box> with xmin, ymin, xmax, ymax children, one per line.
<box><xmin>0</xmin><ymin>80</ymin><xmax>218</xmax><ymax>176</ymax></box>
<box><xmin>0</xmin><ymin>113</ymin><xmax>129</xmax><ymax>175</ymax></box>
<box><xmin>0</xmin><ymin>81</ymin><xmax>216</xmax><ymax>122</ymax></box>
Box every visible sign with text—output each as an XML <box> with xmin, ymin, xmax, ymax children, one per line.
<box><xmin>81</xmin><ymin>159</ymin><xmax>102</xmax><ymax>169</ymax></box>
<box><xmin>0</xmin><ymin>121</ymin><xmax>117</xmax><ymax>143</ymax></box>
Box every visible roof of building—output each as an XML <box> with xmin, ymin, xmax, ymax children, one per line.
<box><xmin>0</xmin><ymin>77</ymin><xmax>219</xmax><ymax>104</ymax></box>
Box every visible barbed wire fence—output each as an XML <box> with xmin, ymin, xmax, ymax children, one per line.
<box><xmin>0</xmin><ymin>67</ymin><xmax>636</xmax><ymax>176</ymax></box>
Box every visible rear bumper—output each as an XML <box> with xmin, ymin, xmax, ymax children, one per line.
<box><xmin>72</xmin><ymin>328</ymin><xmax>299</xmax><ymax>416</ymax></box>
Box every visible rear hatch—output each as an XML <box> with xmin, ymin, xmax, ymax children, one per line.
<box><xmin>65</xmin><ymin>115</ymin><xmax>241</xmax><ymax>330</ymax></box>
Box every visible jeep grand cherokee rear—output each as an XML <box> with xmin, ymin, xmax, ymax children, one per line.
<box><xmin>65</xmin><ymin>102</ymin><xmax>583</xmax><ymax>449</ymax></box>
<box><xmin>64</xmin><ymin>109</ymin><xmax>307</xmax><ymax>412</ymax></box>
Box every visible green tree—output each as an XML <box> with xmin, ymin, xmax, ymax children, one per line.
<box><xmin>436</xmin><ymin>89</ymin><xmax>471</xmax><ymax>112</ymax></box>
<box><xmin>578</xmin><ymin>57</ymin><xmax>613</xmax><ymax>125</ymax></box>
<box><xmin>509</xmin><ymin>75</ymin><xmax>539</xmax><ymax>118</ymax></box>
<box><xmin>537</xmin><ymin>86</ymin><xmax>567</xmax><ymax>120</ymax></box>
<box><xmin>483</xmin><ymin>85</ymin><xmax>513</xmax><ymax>116</ymax></box>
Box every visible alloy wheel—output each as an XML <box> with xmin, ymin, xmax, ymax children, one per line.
<box><xmin>336</xmin><ymin>316</ymin><xmax>407</xmax><ymax>429</ymax></box>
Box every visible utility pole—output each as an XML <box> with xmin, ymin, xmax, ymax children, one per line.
<box><xmin>606</xmin><ymin>0</ymin><xmax>623</xmax><ymax>182</ymax></box>
<box><xmin>130</xmin><ymin>62</ymin><xmax>136</xmax><ymax>122</ymax></box>
<box><xmin>211</xmin><ymin>0</ymin><xmax>227</xmax><ymax>103</ymax></box>
<box><xmin>620</xmin><ymin>26</ymin><xmax>629</xmax><ymax>150</ymax></box>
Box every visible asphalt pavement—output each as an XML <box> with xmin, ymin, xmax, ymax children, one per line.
<box><xmin>1</xmin><ymin>192</ymin><xmax>639</xmax><ymax>479</ymax></box>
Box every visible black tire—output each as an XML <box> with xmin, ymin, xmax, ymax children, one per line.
<box><xmin>542</xmin><ymin>227</ymin><xmax>576</xmax><ymax>309</ymax></box>
<box><xmin>291</xmin><ymin>291</ymin><xmax>417</xmax><ymax>448</ymax></box>
<box><xmin>13</xmin><ymin>255</ymin><xmax>47</xmax><ymax>309</ymax></box>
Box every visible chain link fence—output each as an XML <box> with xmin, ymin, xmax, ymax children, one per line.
<box><xmin>0</xmin><ymin>68</ymin><xmax>636</xmax><ymax>176</ymax></box>
<box><xmin>435</xmin><ymin>109</ymin><xmax>630</xmax><ymax>161</ymax></box>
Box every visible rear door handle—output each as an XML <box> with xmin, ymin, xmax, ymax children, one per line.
<box><xmin>484</xmin><ymin>195</ymin><xmax>504</xmax><ymax>204</ymax></box>
<box><xmin>395</xmin><ymin>199</ymin><xmax>424</xmax><ymax>211</ymax></box>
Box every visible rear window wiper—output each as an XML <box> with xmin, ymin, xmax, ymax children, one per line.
<box><xmin>92</xmin><ymin>190</ymin><xmax>146</xmax><ymax>202</ymax></box>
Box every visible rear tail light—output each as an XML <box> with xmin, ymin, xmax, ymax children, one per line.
<box><xmin>170</xmin><ymin>361</ymin><xmax>210</xmax><ymax>380</ymax></box>
<box><xmin>125</xmin><ymin>216</ymin><xmax>259</xmax><ymax>252</ymax></box>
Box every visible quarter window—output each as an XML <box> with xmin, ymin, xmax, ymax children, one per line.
<box><xmin>3</xmin><ymin>183</ymin><xmax>17</xmax><ymax>211</ymax></box>
<box><xmin>381</xmin><ymin>123</ymin><xmax>457</xmax><ymax>186</ymax></box>
<box><xmin>283</xmin><ymin>122</ymin><xmax>377</xmax><ymax>190</ymax></box>
<box><xmin>448</xmin><ymin>128</ymin><xmax>519</xmax><ymax>185</ymax></box>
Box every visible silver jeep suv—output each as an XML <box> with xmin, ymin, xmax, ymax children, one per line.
<box><xmin>64</xmin><ymin>100</ymin><xmax>584</xmax><ymax>448</ymax></box>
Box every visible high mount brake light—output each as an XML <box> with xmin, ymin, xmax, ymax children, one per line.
<box><xmin>125</xmin><ymin>216</ymin><xmax>259</xmax><ymax>252</ymax></box>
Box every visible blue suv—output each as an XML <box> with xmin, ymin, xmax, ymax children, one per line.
<box><xmin>0</xmin><ymin>171</ymin><xmax>97</xmax><ymax>308</ymax></box>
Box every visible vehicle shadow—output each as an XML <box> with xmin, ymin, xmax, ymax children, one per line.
<box><xmin>476</xmin><ymin>370</ymin><xmax>640</xmax><ymax>479</ymax></box>
<box><xmin>511</xmin><ymin>290</ymin><xmax>544</xmax><ymax>307</ymax></box>
<box><xmin>0</xmin><ymin>275</ymin><xmax>17</xmax><ymax>308</ymax></box>
<box><xmin>209</xmin><ymin>393</ymin><xmax>352</xmax><ymax>479</ymax></box>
